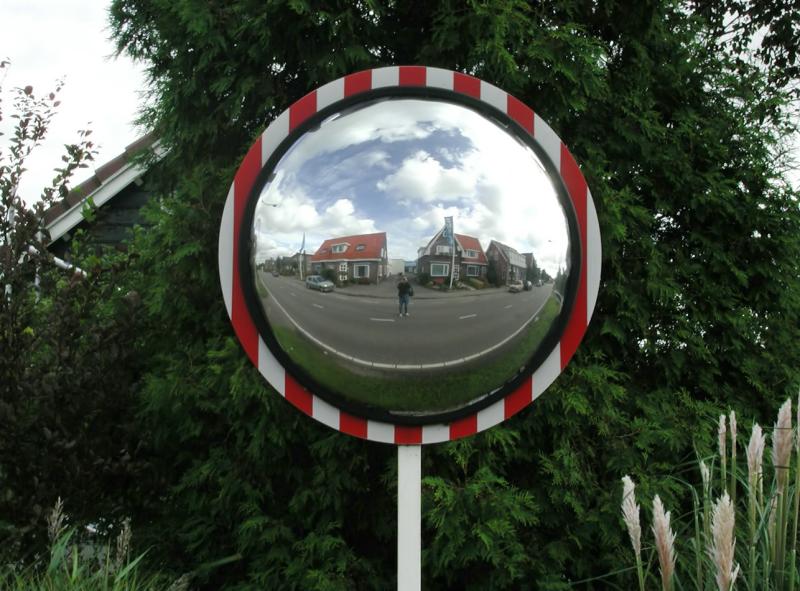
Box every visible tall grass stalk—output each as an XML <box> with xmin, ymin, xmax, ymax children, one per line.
<box><xmin>692</xmin><ymin>486</ymin><xmax>703</xmax><ymax>589</ymax></box>
<box><xmin>773</xmin><ymin>399</ymin><xmax>793</xmax><ymax>589</ymax></box>
<box><xmin>731</xmin><ymin>411</ymin><xmax>738</xmax><ymax>509</ymax></box>
<box><xmin>702</xmin><ymin>459</ymin><xmax>713</xmax><ymax>542</ymax></box>
<box><xmin>720</xmin><ymin>415</ymin><xmax>728</xmax><ymax>494</ymax></box>
<box><xmin>790</xmin><ymin>393</ymin><xmax>800</xmax><ymax>591</ymax></box>
<box><xmin>1</xmin><ymin>501</ymin><xmax>188</xmax><ymax>591</ymax></box>
<box><xmin>622</xmin><ymin>475</ymin><xmax>646</xmax><ymax>591</ymax></box>
<box><xmin>748</xmin><ymin>422</ymin><xmax>766</xmax><ymax>590</ymax></box>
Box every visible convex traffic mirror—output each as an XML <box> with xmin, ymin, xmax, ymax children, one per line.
<box><xmin>219</xmin><ymin>67</ymin><xmax>601</xmax><ymax>443</ymax></box>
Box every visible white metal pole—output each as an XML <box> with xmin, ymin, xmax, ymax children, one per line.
<box><xmin>397</xmin><ymin>444</ymin><xmax>421</xmax><ymax>591</ymax></box>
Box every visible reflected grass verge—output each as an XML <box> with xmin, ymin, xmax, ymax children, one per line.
<box><xmin>271</xmin><ymin>296</ymin><xmax>561</xmax><ymax>413</ymax></box>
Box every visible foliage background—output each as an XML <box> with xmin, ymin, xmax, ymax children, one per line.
<box><xmin>2</xmin><ymin>1</ymin><xmax>800</xmax><ymax>589</ymax></box>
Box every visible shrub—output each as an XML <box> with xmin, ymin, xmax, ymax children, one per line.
<box><xmin>466</xmin><ymin>278</ymin><xmax>485</xmax><ymax>289</ymax></box>
<box><xmin>0</xmin><ymin>500</ymin><xmax>187</xmax><ymax>591</ymax></box>
<box><xmin>320</xmin><ymin>268</ymin><xmax>337</xmax><ymax>283</ymax></box>
<box><xmin>416</xmin><ymin>272</ymin><xmax>430</xmax><ymax>285</ymax></box>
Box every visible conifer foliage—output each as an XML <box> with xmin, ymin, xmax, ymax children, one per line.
<box><xmin>46</xmin><ymin>0</ymin><xmax>798</xmax><ymax>587</ymax></box>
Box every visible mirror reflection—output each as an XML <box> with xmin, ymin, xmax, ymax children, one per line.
<box><xmin>250</xmin><ymin>98</ymin><xmax>572</xmax><ymax>417</ymax></box>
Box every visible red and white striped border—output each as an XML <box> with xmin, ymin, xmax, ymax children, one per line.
<box><xmin>218</xmin><ymin>66</ymin><xmax>601</xmax><ymax>444</ymax></box>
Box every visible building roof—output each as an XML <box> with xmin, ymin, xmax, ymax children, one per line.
<box><xmin>420</xmin><ymin>227</ymin><xmax>487</xmax><ymax>263</ymax></box>
<box><xmin>454</xmin><ymin>233</ymin><xmax>487</xmax><ymax>264</ymax></box>
<box><xmin>43</xmin><ymin>134</ymin><xmax>158</xmax><ymax>244</ymax></box>
<box><xmin>309</xmin><ymin>232</ymin><xmax>387</xmax><ymax>262</ymax></box>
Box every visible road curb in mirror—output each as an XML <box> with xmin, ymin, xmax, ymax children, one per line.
<box><xmin>219</xmin><ymin>66</ymin><xmax>601</xmax><ymax>444</ymax></box>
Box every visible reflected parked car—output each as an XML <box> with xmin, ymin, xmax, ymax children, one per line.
<box><xmin>305</xmin><ymin>275</ymin><xmax>335</xmax><ymax>292</ymax></box>
<box><xmin>508</xmin><ymin>280</ymin><xmax>524</xmax><ymax>293</ymax></box>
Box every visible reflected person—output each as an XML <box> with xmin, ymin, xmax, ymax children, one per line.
<box><xmin>397</xmin><ymin>274</ymin><xmax>413</xmax><ymax>317</ymax></box>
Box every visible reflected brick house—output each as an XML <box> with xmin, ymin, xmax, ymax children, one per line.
<box><xmin>309</xmin><ymin>232</ymin><xmax>388</xmax><ymax>284</ymax></box>
<box><xmin>486</xmin><ymin>240</ymin><xmax>527</xmax><ymax>284</ymax></box>
<box><xmin>417</xmin><ymin>229</ymin><xmax>488</xmax><ymax>284</ymax></box>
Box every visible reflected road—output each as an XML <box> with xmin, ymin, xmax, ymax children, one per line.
<box><xmin>258</xmin><ymin>271</ymin><xmax>554</xmax><ymax>369</ymax></box>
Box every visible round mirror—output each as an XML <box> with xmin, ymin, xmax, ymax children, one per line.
<box><xmin>243</xmin><ymin>97</ymin><xmax>578</xmax><ymax>423</ymax></box>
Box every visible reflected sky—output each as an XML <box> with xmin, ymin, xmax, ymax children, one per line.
<box><xmin>253</xmin><ymin>98</ymin><xmax>569</xmax><ymax>275</ymax></box>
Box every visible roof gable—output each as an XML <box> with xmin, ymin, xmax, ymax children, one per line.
<box><xmin>43</xmin><ymin>134</ymin><xmax>158</xmax><ymax>244</ymax></box>
<box><xmin>489</xmin><ymin>240</ymin><xmax>526</xmax><ymax>267</ymax></box>
<box><xmin>454</xmin><ymin>233</ymin><xmax>487</xmax><ymax>263</ymax></box>
<box><xmin>310</xmin><ymin>232</ymin><xmax>387</xmax><ymax>261</ymax></box>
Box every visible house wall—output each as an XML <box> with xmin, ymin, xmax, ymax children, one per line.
<box><xmin>459</xmin><ymin>262</ymin><xmax>487</xmax><ymax>280</ymax></box>
<box><xmin>49</xmin><ymin>181</ymin><xmax>151</xmax><ymax>260</ymax></box>
<box><xmin>418</xmin><ymin>255</ymin><xmax>455</xmax><ymax>283</ymax></box>
<box><xmin>312</xmin><ymin>260</ymin><xmax>384</xmax><ymax>284</ymax></box>
<box><xmin>486</xmin><ymin>243</ymin><xmax>528</xmax><ymax>285</ymax></box>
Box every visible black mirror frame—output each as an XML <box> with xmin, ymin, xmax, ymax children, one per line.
<box><xmin>219</xmin><ymin>66</ymin><xmax>601</xmax><ymax>444</ymax></box>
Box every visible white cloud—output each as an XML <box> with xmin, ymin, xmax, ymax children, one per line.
<box><xmin>254</xmin><ymin>173</ymin><xmax>378</xmax><ymax>260</ymax></box>
<box><xmin>376</xmin><ymin>150</ymin><xmax>479</xmax><ymax>203</ymax></box>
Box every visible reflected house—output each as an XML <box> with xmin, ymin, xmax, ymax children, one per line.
<box><xmin>309</xmin><ymin>232</ymin><xmax>388</xmax><ymax>284</ymax></box>
<box><xmin>284</xmin><ymin>251</ymin><xmax>311</xmax><ymax>275</ymax></box>
<box><xmin>417</xmin><ymin>229</ymin><xmax>488</xmax><ymax>284</ymax></box>
<box><xmin>486</xmin><ymin>240</ymin><xmax>527</xmax><ymax>284</ymax></box>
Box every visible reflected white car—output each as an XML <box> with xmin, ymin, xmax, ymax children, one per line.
<box><xmin>305</xmin><ymin>275</ymin><xmax>335</xmax><ymax>292</ymax></box>
<box><xmin>508</xmin><ymin>280</ymin><xmax>524</xmax><ymax>293</ymax></box>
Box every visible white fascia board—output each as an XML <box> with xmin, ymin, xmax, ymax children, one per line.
<box><xmin>46</xmin><ymin>161</ymin><xmax>148</xmax><ymax>244</ymax></box>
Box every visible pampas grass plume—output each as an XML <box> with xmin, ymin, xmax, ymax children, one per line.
<box><xmin>652</xmin><ymin>495</ymin><xmax>677</xmax><ymax>591</ymax></box>
<box><xmin>621</xmin><ymin>475</ymin><xmax>641</xmax><ymax>559</ymax></box>
<box><xmin>747</xmin><ymin>423</ymin><xmax>765</xmax><ymax>487</ymax></box>
<box><xmin>708</xmin><ymin>492</ymin><xmax>739</xmax><ymax>591</ymax></box>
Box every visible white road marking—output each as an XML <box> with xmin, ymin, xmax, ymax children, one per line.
<box><xmin>370</xmin><ymin>317</ymin><xmax>395</xmax><ymax>322</ymax></box>
<box><xmin>459</xmin><ymin>314</ymin><xmax>477</xmax><ymax>320</ymax></box>
<box><xmin>290</xmin><ymin>292</ymin><xmax>297</xmax><ymax>297</ymax></box>
<box><xmin>312</xmin><ymin>303</ymin><xmax>324</xmax><ymax>309</ymax></box>
<box><xmin>504</xmin><ymin>305</ymin><xmax>512</xmax><ymax>309</ymax></box>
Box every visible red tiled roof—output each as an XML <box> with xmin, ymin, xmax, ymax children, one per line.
<box><xmin>310</xmin><ymin>232</ymin><xmax>387</xmax><ymax>261</ymax></box>
<box><xmin>455</xmin><ymin>233</ymin><xmax>487</xmax><ymax>264</ymax></box>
